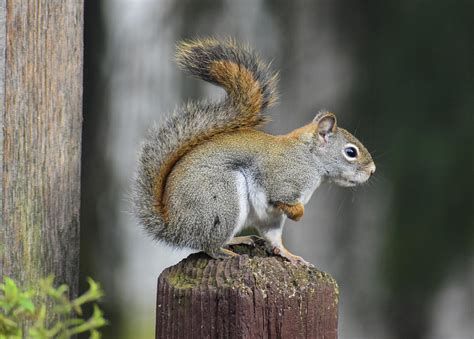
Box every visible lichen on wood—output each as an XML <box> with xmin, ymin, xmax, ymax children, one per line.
<box><xmin>156</xmin><ymin>243</ymin><xmax>339</xmax><ymax>338</ymax></box>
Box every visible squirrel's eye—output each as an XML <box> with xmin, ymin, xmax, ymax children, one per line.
<box><xmin>344</xmin><ymin>146</ymin><xmax>358</xmax><ymax>159</ymax></box>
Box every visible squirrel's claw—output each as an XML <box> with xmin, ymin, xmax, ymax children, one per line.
<box><xmin>206</xmin><ymin>247</ymin><xmax>240</xmax><ymax>260</ymax></box>
<box><xmin>272</xmin><ymin>246</ymin><xmax>314</xmax><ymax>267</ymax></box>
<box><xmin>225</xmin><ymin>235</ymin><xmax>264</xmax><ymax>247</ymax></box>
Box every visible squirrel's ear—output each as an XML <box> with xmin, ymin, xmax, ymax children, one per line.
<box><xmin>313</xmin><ymin>111</ymin><xmax>337</xmax><ymax>143</ymax></box>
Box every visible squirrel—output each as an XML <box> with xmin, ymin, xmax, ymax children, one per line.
<box><xmin>132</xmin><ymin>38</ymin><xmax>375</xmax><ymax>265</ymax></box>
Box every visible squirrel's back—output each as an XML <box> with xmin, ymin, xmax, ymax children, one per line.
<box><xmin>133</xmin><ymin>38</ymin><xmax>278</xmax><ymax>240</ymax></box>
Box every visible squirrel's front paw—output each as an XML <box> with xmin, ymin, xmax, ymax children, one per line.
<box><xmin>274</xmin><ymin>202</ymin><xmax>304</xmax><ymax>221</ymax></box>
<box><xmin>272</xmin><ymin>246</ymin><xmax>314</xmax><ymax>267</ymax></box>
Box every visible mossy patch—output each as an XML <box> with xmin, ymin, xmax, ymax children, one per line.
<box><xmin>164</xmin><ymin>242</ymin><xmax>338</xmax><ymax>302</ymax></box>
<box><xmin>167</xmin><ymin>271</ymin><xmax>199</xmax><ymax>289</ymax></box>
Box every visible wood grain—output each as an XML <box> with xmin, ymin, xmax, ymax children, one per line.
<box><xmin>156</xmin><ymin>244</ymin><xmax>339</xmax><ymax>338</ymax></box>
<box><xmin>0</xmin><ymin>0</ymin><xmax>83</xmax><ymax>303</ymax></box>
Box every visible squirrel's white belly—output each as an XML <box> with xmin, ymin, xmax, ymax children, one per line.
<box><xmin>232</xmin><ymin>171</ymin><xmax>277</xmax><ymax>236</ymax></box>
<box><xmin>231</xmin><ymin>172</ymin><xmax>249</xmax><ymax>236</ymax></box>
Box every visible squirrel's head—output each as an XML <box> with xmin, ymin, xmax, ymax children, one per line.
<box><xmin>311</xmin><ymin>111</ymin><xmax>375</xmax><ymax>187</ymax></box>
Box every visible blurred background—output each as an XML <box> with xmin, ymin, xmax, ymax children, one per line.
<box><xmin>80</xmin><ymin>1</ymin><xmax>473</xmax><ymax>338</ymax></box>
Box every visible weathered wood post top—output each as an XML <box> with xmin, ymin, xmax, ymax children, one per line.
<box><xmin>156</xmin><ymin>242</ymin><xmax>339</xmax><ymax>338</ymax></box>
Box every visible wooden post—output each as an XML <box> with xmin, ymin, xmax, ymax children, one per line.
<box><xmin>156</xmin><ymin>243</ymin><xmax>339</xmax><ymax>338</ymax></box>
<box><xmin>0</xmin><ymin>0</ymin><xmax>83</xmax><ymax>302</ymax></box>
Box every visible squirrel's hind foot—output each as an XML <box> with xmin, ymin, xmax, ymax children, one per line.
<box><xmin>225</xmin><ymin>235</ymin><xmax>264</xmax><ymax>247</ymax></box>
<box><xmin>272</xmin><ymin>246</ymin><xmax>314</xmax><ymax>267</ymax></box>
<box><xmin>206</xmin><ymin>247</ymin><xmax>240</xmax><ymax>260</ymax></box>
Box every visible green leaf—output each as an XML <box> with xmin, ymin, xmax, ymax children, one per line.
<box><xmin>44</xmin><ymin>321</ymin><xmax>64</xmax><ymax>337</ymax></box>
<box><xmin>0</xmin><ymin>312</ymin><xmax>19</xmax><ymax>331</ymax></box>
<box><xmin>62</xmin><ymin>318</ymin><xmax>85</xmax><ymax>326</ymax></box>
<box><xmin>53</xmin><ymin>303</ymin><xmax>73</xmax><ymax>315</ymax></box>
<box><xmin>71</xmin><ymin>277</ymin><xmax>104</xmax><ymax>317</ymax></box>
<box><xmin>2</xmin><ymin>277</ymin><xmax>19</xmax><ymax>301</ymax></box>
<box><xmin>0</xmin><ymin>300</ymin><xmax>9</xmax><ymax>312</ymax></box>
<box><xmin>47</xmin><ymin>284</ymin><xmax>69</xmax><ymax>300</ymax></box>
<box><xmin>28</xmin><ymin>326</ymin><xmax>49</xmax><ymax>338</ymax></box>
<box><xmin>90</xmin><ymin>329</ymin><xmax>101</xmax><ymax>339</ymax></box>
<box><xmin>18</xmin><ymin>297</ymin><xmax>35</xmax><ymax>313</ymax></box>
<box><xmin>39</xmin><ymin>275</ymin><xmax>55</xmax><ymax>290</ymax></box>
<box><xmin>67</xmin><ymin>305</ymin><xmax>107</xmax><ymax>335</ymax></box>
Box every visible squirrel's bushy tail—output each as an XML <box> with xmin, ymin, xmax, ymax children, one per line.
<box><xmin>133</xmin><ymin>38</ymin><xmax>278</xmax><ymax>240</ymax></box>
<box><xmin>176</xmin><ymin>38</ymin><xmax>278</xmax><ymax>115</ymax></box>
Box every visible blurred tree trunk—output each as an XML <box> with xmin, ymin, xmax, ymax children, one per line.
<box><xmin>81</xmin><ymin>0</ymin><xmax>123</xmax><ymax>338</ymax></box>
<box><xmin>0</xmin><ymin>0</ymin><xmax>83</xmax><ymax>302</ymax></box>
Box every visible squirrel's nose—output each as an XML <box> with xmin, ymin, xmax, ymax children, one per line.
<box><xmin>368</xmin><ymin>163</ymin><xmax>376</xmax><ymax>176</ymax></box>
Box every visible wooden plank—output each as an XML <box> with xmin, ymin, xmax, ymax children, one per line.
<box><xmin>0</xmin><ymin>1</ymin><xmax>5</xmax><ymax>221</ymax></box>
<box><xmin>0</xmin><ymin>0</ymin><xmax>83</xmax><ymax>303</ymax></box>
<box><xmin>156</xmin><ymin>243</ymin><xmax>339</xmax><ymax>338</ymax></box>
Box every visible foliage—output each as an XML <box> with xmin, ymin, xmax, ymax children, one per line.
<box><xmin>0</xmin><ymin>276</ymin><xmax>107</xmax><ymax>338</ymax></box>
